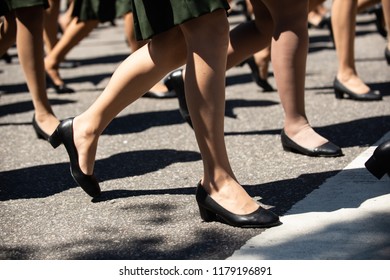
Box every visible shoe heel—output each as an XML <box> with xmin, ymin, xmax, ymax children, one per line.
<box><xmin>334</xmin><ymin>88</ymin><xmax>344</xmax><ymax>99</ymax></box>
<box><xmin>48</xmin><ymin>129</ymin><xmax>62</xmax><ymax>149</ymax></box>
<box><xmin>198</xmin><ymin>205</ymin><xmax>217</xmax><ymax>222</ymax></box>
<box><xmin>365</xmin><ymin>155</ymin><xmax>388</xmax><ymax>179</ymax></box>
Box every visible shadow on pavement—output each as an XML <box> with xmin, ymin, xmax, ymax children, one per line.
<box><xmin>0</xmin><ymin>149</ymin><xmax>201</xmax><ymax>201</ymax></box>
<box><xmin>225</xmin><ymin>115</ymin><xmax>390</xmax><ymax>149</ymax></box>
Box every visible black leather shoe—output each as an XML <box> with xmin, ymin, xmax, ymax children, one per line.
<box><xmin>143</xmin><ymin>90</ymin><xmax>176</xmax><ymax>99</ymax></box>
<box><xmin>164</xmin><ymin>69</ymin><xmax>193</xmax><ymax>128</ymax></box>
<box><xmin>46</xmin><ymin>73</ymin><xmax>75</xmax><ymax>94</ymax></box>
<box><xmin>333</xmin><ymin>78</ymin><xmax>382</xmax><ymax>101</ymax></box>
<box><xmin>49</xmin><ymin>118</ymin><xmax>101</xmax><ymax>197</ymax></box>
<box><xmin>242</xmin><ymin>57</ymin><xmax>274</xmax><ymax>92</ymax></box>
<box><xmin>385</xmin><ymin>47</ymin><xmax>390</xmax><ymax>66</ymax></box>
<box><xmin>32</xmin><ymin>115</ymin><xmax>50</xmax><ymax>141</ymax></box>
<box><xmin>281</xmin><ymin>129</ymin><xmax>343</xmax><ymax>157</ymax></box>
<box><xmin>195</xmin><ymin>182</ymin><xmax>281</xmax><ymax>228</ymax></box>
<box><xmin>365</xmin><ymin>140</ymin><xmax>390</xmax><ymax>179</ymax></box>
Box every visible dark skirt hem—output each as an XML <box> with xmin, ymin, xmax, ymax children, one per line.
<box><xmin>132</xmin><ymin>0</ymin><xmax>229</xmax><ymax>41</ymax></box>
<box><xmin>0</xmin><ymin>0</ymin><xmax>49</xmax><ymax>16</ymax></box>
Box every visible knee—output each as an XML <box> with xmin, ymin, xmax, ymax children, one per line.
<box><xmin>149</xmin><ymin>26</ymin><xmax>187</xmax><ymax>68</ymax></box>
<box><xmin>183</xmin><ymin>9</ymin><xmax>230</xmax><ymax>52</ymax></box>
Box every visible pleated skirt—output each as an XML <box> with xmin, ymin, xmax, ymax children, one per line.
<box><xmin>0</xmin><ymin>0</ymin><xmax>48</xmax><ymax>15</ymax></box>
<box><xmin>131</xmin><ymin>0</ymin><xmax>230</xmax><ymax>40</ymax></box>
<box><xmin>72</xmin><ymin>0</ymin><xmax>132</xmax><ymax>22</ymax></box>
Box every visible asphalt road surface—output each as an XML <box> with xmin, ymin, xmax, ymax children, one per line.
<box><xmin>1</xmin><ymin>10</ymin><xmax>389</xmax><ymax>260</ymax></box>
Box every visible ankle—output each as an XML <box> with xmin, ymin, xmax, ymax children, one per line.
<box><xmin>73</xmin><ymin>116</ymin><xmax>100</xmax><ymax>140</ymax></box>
<box><xmin>283</xmin><ymin>120</ymin><xmax>310</xmax><ymax>137</ymax></box>
<box><xmin>34</xmin><ymin>111</ymin><xmax>55</xmax><ymax>120</ymax></box>
<box><xmin>44</xmin><ymin>56</ymin><xmax>59</xmax><ymax>70</ymax></box>
<box><xmin>336</xmin><ymin>74</ymin><xmax>370</xmax><ymax>93</ymax></box>
<box><xmin>336</xmin><ymin>72</ymin><xmax>366</xmax><ymax>86</ymax></box>
<box><xmin>201</xmin><ymin>175</ymin><xmax>234</xmax><ymax>193</ymax></box>
<box><xmin>200</xmin><ymin>179</ymin><xmax>259</xmax><ymax>215</ymax></box>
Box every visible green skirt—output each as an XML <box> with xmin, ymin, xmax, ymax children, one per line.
<box><xmin>116</xmin><ymin>0</ymin><xmax>132</xmax><ymax>18</ymax></box>
<box><xmin>72</xmin><ymin>0</ymin><xmax>132</xmax><ymax>23</ymax></box>
<box><xmin>132</xmin><ymin>0</ymin><xmax>230</xmax><ymax>40</ymax></box>
<box><xmin>0</xmin><ymin>0</ymin><xmax>48</xmax><ymax>15</ymax></box>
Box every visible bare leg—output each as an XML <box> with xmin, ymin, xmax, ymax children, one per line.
<box><xmin>43</xmin><ymin>0</ymin><xmax>61</xmax><ymax>52</ymax></box>
<box><xmin>244</xmin><ymin>0</ymin><xmax>273</xmax><ymax>87</ymax></box>
<box><xmin>332</xmin><ymin>0</ymin><xmax>371</xmax><ymax>94</ymax></box>
<box><xmin>59</xmin><ymin>0</ymin><xmax>74</xmax><ymax>32</ymax></box>
<box><xmin>227</xmin><ymin>0</ymin><xmax>330</xmax><ymax>149</ymax></box>
<box><xmin>253</xmin><ymin>46</ymin><xmax>271</xmax><ymax>81</ymax></box>
<box><xmin>176</xmin><ymin>0</ymin><xmax>335</xmax><ymax>152</ymax></box>
<box><xmin>72</xmin><ymin>27</ymin><xmax>186</xmax><ymax>176</ymax></box>
<box><xmin>260</xmin><ymin>0</ymin><xmax>329</xmax><ymax>149</ymax></box>
<box><xmin>308</xmin><ymin>0</ymin><xmax>328</xmax><ymax>27</ymax></box>
<box><xmin>15</xmin><ymin>7</ymin><xmax>59</xmax><ymax>134</ymax></box>
<box><xmin>123</xmin><ymin>12</ymin><xmax>169</xmax><ymax>95</ymax></box>
<box><xmin>44</xmin><ymin>17</ymin><xmax>98</xmax><ymax>86</ymax></box>
<box><xmin>123</xmin><ymin>12</ymin><xmax>146</xmax><ymax>52</ymax></box>
<box><xmin>227</xmin><ymin>2</ymin><xmax>273</xmax><ymax>68</ymax></box>
<box><xmin>72</xmin><ymin>10</ymin><xmax>258</xmax><ymax>214</ymax></box>
<box><xmin>180</xmin><ymin>10</ymin><xmax>259</xmax><ymax>214</ymax></box>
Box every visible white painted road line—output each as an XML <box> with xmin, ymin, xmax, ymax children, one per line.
<box><xmin>229</xmin><ymin>133</ymin><xmax>390</xmax><ymax>260</ymax></box>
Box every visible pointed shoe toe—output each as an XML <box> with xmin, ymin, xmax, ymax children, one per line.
<box><xmin>49</xmin><ymin>118</ymin><xmax>101</xmax><ymax>197</ymax></box>
<box><xmin>313</xmin><ymin>141</ymin><xmax>344</xmax><ymax>157</ymax></box>
<box><xmin>53</xmin><ymin>84</ymin><xmax>75</xmax><ymax>94</ymax></box>
<box><xmin>333</xmin><ymin>78</ymin><xmax>382</xmax><ymax>101</ymax></box>
<box><xmin>46</xmin><ymin>73</ymin><xmax>75</xmax><ymax>94</ymax></box>
<box><xmin>195</xmin><ymin>182</ymin><xmax>281</xmax><ymax>228</ymax></box>
<box><xmin>281</xmin><ymin>129</ymin><xmax>343</xmax><ymax>157</ymax></box>
<box><xmin>243</xmin><ymin>57</ymin><xmax>275</xmax><ymax>92</ymax></box>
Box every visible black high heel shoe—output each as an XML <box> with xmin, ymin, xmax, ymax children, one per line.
<box><xmin>143</xmin><ymin>79</ymin><xmax>176</xmax><ymax>99</ymax></box>
<box><xmin>281</xmin><ymin>129</ymin><xmax>343</xmax><ymax>157</ymax></box>
<box><xmin>241</xmin><ymin>57</ymin><xmax>274</xmax><ymax>92</ymax></box>
<box><xmin>196</xmin><ymin>182</ymin><xmax>281</xmax><ymax>228</ymax></box>
<box><xmin>48</xmin><ymin>118</ymin><xmax>101</xmax><ymax>197</ymax></box>
<box><xmin>365</xmin><ymin>140</ymin><xmax>390</xmax><ymax>179</ymax></box>
<box><xmin>333</xmin><ymin>78</ymin><xmax>382</xmax><ymax>101</ymax></box>
<box><xmin>164</xmin><ymin>69</ymin><xmax>193</xmax><ymax>128</ymax></box>
<box><xmin>385</xmin><ymin>47</ymin><xmax>390</xmax><ymax>66</ymax></box>
<box><xmin>46</xmin><ymin>73</ymin><xmax>75</xmax><ymax>94</ymax></box>
<box><xmin>32</xmin><ymin>115</ymin><xmax>50</xmax><ymax>140</ymax></box>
